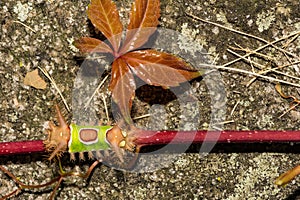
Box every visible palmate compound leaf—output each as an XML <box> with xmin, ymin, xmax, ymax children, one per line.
<box><xmin>75</xmin><ymin>0</ymin><xmax>203</xmax><ymax>123</ymax></box>
<box><xmin>88</xmin><ymin>0</ymin><xmax>123</xmax><ymax>52</ymax></box>
<box><xmin>119</xmin><ymin>0</ymin><xmax>160</xmax><ymax>54</ymax></box>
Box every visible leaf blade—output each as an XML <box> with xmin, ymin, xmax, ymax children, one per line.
<box><xmin>88</xmin><ymin>0</ymin><xmax>123</xmax><ymax>52</ymax></box>
<box><xmin>74</xmin><ymin>37</ymin><xmax>113</xmax><ymax>54</ymax></box>
<box><xmin>110</xmin><ymin>58</ymin><xmax>136</xmax><ymax>123</ymax></box>
<box><xmin>122</xmin><ymin>49</ymin><xmax>203</xmax><ymax>87</ymax></box>
<box><xmin>120</xmin><ymin>0</ymin><xmax>160</xmax><ymax>54</ymax></box>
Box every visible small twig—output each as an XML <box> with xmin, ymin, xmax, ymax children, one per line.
<box><xmin>275</xmin><ymin>83</ymin><xmax>300</xmax><ymax>118</ymax></box>
<box><xmin>203</xmin><ymin>64</ymin><xmax>300</xmax><ymax>88</ymax></box>
<box><xmin>38</xmin><ymin>67</ymin><xmax>70</xmax><ymax>112</ymax></box>
<box><xmin>12</xmin><ymin>20</ymin><xmax>36</xmax><ymax>33</ymax></box>
<box><xmin>223</xmin><ymin>31</ymin><xmax>299</xmax><ymax>68</ymax></box>
<box><xmin>133</xmin><ymin>114</ymin><xmax>151</xmax><ymax>120</ymax></box>
<box><xmin>226</xmin><ymin>49</ymin><xmax>300</xmax><ymax>86</ymax></box>
<box><xmin>248</xmin><ymin>56</ymin><xmax>255</xmax><ymax>73</ymax></box>
<box><xmin>185</xmin><ymin>12</ymin><xmax>300</xmax><ymax>60</ymax></box>
<box><xmin>276</xmin><ymin>164</ymin><xmax>300</xmax><ymax>186</ymax></box>
<box><xmin>227</xmin><ymin>48</ymin><xmax>266</xmax><ymax>69</ymax></box>
<box><xmin>211</xmin><ymin>120</ymin><xmax>234</xmax><ymax>126</ymax></box>
<box><xmin>186</xmin><ymin>12</ymin><xmax>300</xmax><ymax>70</ymax></box>
<box><xmin>271</xmin><ymin>65</ymin><xmax>300</xmax><ymax>81</ymax></box>
<box><xmin>101</xmin><ymin>93</ymin><xmax>110</xmax><ymax>123</ymax></box>
<box><xmin>230</xmin><ymin>100</ymin><xmax>240</xmax><ymax>116</ymax></box>
<box><xmin>228</xmin><ymin>45</ymin><xmax>300</xmax><ymax>80</ymax></box>
<box><xmin>84</xmin><ymin>75</ymin><xmax>109</xmax><ymax>108</ymax></box>
<box><xmin>283</xmin><ymin>34</ymin><xmax>299</xmax><ymax>48</ymax></box>
<box><xmin>247</xmin><ymin>61</ymin><xmax>300</xmax><ymax>87</ymax></box>
<box><xmin>229</xmin><ymin>45</ymin><xmax>275</xmax><ymax>61</ymax></box>
<box><xmin>278</xmin><ymin>103</ymin><xmax>300</xmax><ymax>118</ymax></box>
<box><xmin>218</xmin><ymin>48</ymin><xmax>300</xmax><ymax>87</ymax></box>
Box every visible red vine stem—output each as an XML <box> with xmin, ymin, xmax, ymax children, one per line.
<box><xmin>0</xmin><ymin>130</ymin><xmax>300</xmax><ymax>156</ymax></box>
<box><xmin>135</xmin><ymin>130</ymin><xmax>300</xmax><ymax>146</ymax></box>
<box><xmin>0</xmin><ymin>140</ymin><xmax>44</xmax><ymax>156</ymax></box>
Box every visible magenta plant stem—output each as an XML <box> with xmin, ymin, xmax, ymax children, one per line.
<box><xmin>0</xmin><ymin>140</ymin><xmax>44</xmax><ymax>156</ymax></box>
<box><xmin>1</xmin><ymin>130</ymin><xmax>300</xmax><ymax>156</ymax></box>
<box><xmin>136</xmin><ymin>130</ymin><xmax>300</xmax><ymax>146</ymax></box>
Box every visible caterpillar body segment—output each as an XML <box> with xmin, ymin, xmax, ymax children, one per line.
<box><xmin>68</xmin><ymin>124</ymin><xmax>111</xmax><ymax>152</ymax></box>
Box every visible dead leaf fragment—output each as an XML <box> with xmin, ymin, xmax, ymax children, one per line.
<box><xmin>24</xmin><ymin>69</ymin><xmax>47</xmax><ymax>89</ymax></box>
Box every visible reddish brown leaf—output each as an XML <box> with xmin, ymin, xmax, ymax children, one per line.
<box><xmin>110</xmin><ymin>58</ymin><xmax>136</xmax><ymax>123</ymax></box>
<box><xmin>77</xmin><ymin>0</ymin><xmax>203</xmax><ymax>123</ymax></box>
<box><xmin>119</xmin><ymin>0</ymin><xmax>160</xmax><ymax>54</ymax></box>
<box><xmin>88</xmin><ymin>0</ymin><xmax>123</xmax><ymax>52</ymax></box>
<box><xmin>74</xmin><ymin>37</ymin><xmax>113</xmax><ymax>54</ymax></box>
<box><xmin>122</xmin><ymin>49</ymin><xmax>203</xmax><ymax>87</ymax></box>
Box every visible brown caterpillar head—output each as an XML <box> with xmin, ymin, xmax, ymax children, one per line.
<box><xmin>106</xmin><ymin>125</ymin><xmax>137</xmax><ymax>162</ymax></box>
<box><xmin>43</xmin><ymin>105</ymin><xmax>70</xmax><ymax>160</ymax></box>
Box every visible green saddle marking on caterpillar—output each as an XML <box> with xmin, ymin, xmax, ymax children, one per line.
<box><xmin>68</xmin><ymin>123</ymin><xmax>112</xmax><ymax>153</ymax></box>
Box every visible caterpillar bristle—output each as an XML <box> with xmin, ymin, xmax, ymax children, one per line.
<box><xmin>103</xmin><ymin>150</ymin><xmax>110</xmax><ymax>157</ymax></box>
<box><xmin>66</xmin><ymin>151</ymin><xmax>100</xmax><ymax>162</ymax></box>
<box><xmin>65</xmin><ymin>149</ymin><xmax>137</xmax><ymax>170</ymax></box>
<box><xmin>95</xmin><ymin>150</ymin><xmax>103</xmax><ymax>161</ymax></box>
<box><xmin>70</xmin><ymin>153</ymin><xmax>76</xmax><ymax>161</ymax></box>
<box><xmin>79</xmin><ymin>152</ymin><xmax>85</xmax><ymax>161</ymax></box>
<box><xmin>88</xmin><ymin>151</ymin><xmax>94</xmax><ymax>160</ymax></box>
